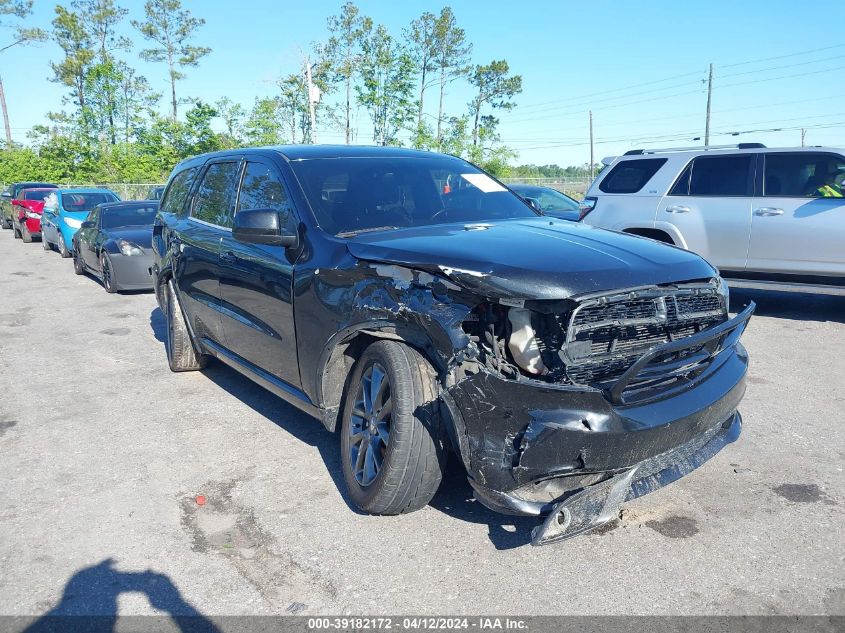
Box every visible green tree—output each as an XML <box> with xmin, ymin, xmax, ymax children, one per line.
<box><xmin>132</xmin><ymin>0</ymin><xmax>211</xmax><ymax>121</ymax></box>
<box><xmin>467</xmin><ymin>60</ymin><xmax>522</xmax><ymax>147</ymax></box>
<box><xmin>278</xmin><ymin>74</ymin><xmax>308</xmax><ymax>144</ymax></box>
<box><xmin>50</xmin><ymin>6</ymin><xmax>95</xmax><ymax>111</ymax></box>
<box><xmin>325</xmin><ymin>2</ymin><xmax>371</xmax><ymax>144</ymax></box>
<box><xmin>1</xmin><ymin>0</ymin><xmax>48</xmax><ymax>145</ymax></box>
<box><xmin>357</xmin><ymin>24</ymin><xmax>416</xmax><ymax>146</ymax></box>
<box><xmin>405</xmin><ymin>10</ymin><xmax>436</xmax><ymax>145</ymax></box>
<box><xmin>215</xmin><ymin>97</ymin><xmax>245</xmax><ymax>147</ymax></box>
<box><xmin>1</xmin><ymin>0</ymin><xmax>47</xmax><ymax>51</ymax></box>
<box><xmin>432</xmin><ymin>7</ymin><xmax>471</xmax><ymax>150</ymax></box>
<box><xmin>117</xmin><ymin>64</ymin><xmax>159</xmax><ymax>143</ymax></box>
<box><xmin>243</xmin><ymin>97</ymin><xmax>285</xmax><ymax>147</ymax></box>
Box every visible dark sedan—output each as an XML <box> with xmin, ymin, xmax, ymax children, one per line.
<box><xmin>72</xmin><ymin>201</ymin><xmax>158</xmax><ymax>293</ymax></box>
<box><xmin>509</xmin><ymin>184</ymin><xmax>581</xmax><ymax>221</ymax></box>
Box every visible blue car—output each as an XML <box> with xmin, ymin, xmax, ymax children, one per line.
<box><xmin>41</xmin><ymin>188</ymin><xmax>120</xmax><ymax>257</ymax></box>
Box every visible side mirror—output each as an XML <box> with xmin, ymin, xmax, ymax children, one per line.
<box><xmin>11</xmin><ymin>199</ymin><xmax>21</xmax><ymax>206</ymax></box>
<box><xmin>1</xmin><ymin>191</ymin><xmax>10</xmax><ymax>199</ymax></box>
<box><xmin>232</xmin><ymin>208</ymin><xmax>298</xmax><ymax>247</ymax></box>
<box><xmin>81</xmin><ymin>220</ymin><xmax>95</xmax><ymax>229</ymax></box>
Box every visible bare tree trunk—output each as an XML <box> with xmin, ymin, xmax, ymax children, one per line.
<box><xmin>168</xmin><ymin>50</ymin><xmax>177</xmax><ymax>121</ymax></box>
<box><xmin>472</xmin><ymin>105</ymin><xmax>480</xmax><ymax>147</ymax></box>
<box><xmin>345</xmin><ymin>49</ymin><xmax>351</xmax><ymax>144</ymax></box>
<box><xmin>417</xmin><ymin>67</ymin><xmax>426</xmax><ymax>134</ymax></box>
<box><xmin>0</xmin><ymin>76</ymin><xmax>12</xmax><ymax>146</ymax></box>
<box><xmin>436</xmin><ymin>69</ymin><xmax>445</xmax><ymax>150</ymax></box>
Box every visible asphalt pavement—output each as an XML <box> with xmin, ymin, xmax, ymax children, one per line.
<box><xmin>0</xmin><ymin>230</ymin><xmax>843</xmax><ymax>618</ymax></box>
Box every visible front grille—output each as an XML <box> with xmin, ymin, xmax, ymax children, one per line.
<box><xmin>562</xmin><ymin>282</ymin><xmax>725</xmax><ymax>386</ymax></box>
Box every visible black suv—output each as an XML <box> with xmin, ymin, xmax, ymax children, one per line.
<box><xmin>152</xmin><ymin>146</ymin><xmax>754</xmax><ymax>545</ymax></box>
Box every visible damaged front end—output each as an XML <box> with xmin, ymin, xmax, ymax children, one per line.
<box><xmin>337</xmin><ymin>257</ymin><xmax>753</xmax><ymax>545</ymax></box>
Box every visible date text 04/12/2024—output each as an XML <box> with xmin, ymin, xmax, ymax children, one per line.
<box><xmin>306</xmin><ymin>617</ymin><xmax>528</xmax><ymax>630</ymax></box>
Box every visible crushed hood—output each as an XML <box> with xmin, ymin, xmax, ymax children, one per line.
<box><xmin>345</xmin><ymin>218</ymin><xmax>717</xmax><ymax>300</ymax></box>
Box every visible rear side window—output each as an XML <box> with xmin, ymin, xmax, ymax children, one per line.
<box><xmin>687</xmin><ymin>155</ymin><xmax>752</xmax><ymax>196</ymax></box>
<box><xmin>599</xmin><ymin>158</ymin><xmax>667</xmax><ymax>193</ymax></box>
<box><xmin>764</xmin><ymin>152</ymin><xmax>845</xmax><ymax>197</ymax></box>
<box><xmin>191</xmin><ymin>162</ymin><xmax>241</xmax><ymax>228</ymax></box>
<box><xmin>160</xmin><ymin>167</ymin><xmax>197</xmax><ymax>216</ymax></box>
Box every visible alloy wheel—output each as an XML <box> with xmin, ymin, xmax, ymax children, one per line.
<box><xmin>347</xmin><ymin>362</ymin><xmax>392</xmax><ymax>487</ymax></box>
<box><xmin>101</xmin><ymin>254</ymin><xmax>112</xmax><ymax>291</ymax></box>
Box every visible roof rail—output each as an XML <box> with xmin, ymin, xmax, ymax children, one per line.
<box><xmin>623</xmin><ymin>142</ymin><xmax>766</xmax><ymax>156</ymax></box>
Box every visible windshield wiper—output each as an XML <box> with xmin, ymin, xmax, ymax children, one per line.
<box><xmin>337</xmin><ymin>225</ymin><xmax>401</xmax><ymax>237</ymax></box>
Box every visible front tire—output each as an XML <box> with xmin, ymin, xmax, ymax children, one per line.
<box><xmin>12</xmin><ymin>223</ymin><xmax>21</xmax><ymax>239</ymax></box>
<box><xmin>164</xmin><ymin>279</ymin><xmax>208</xmax><ymax>372</ymax></box>
<box><xmin>58</xmin><ymin>232</ymin><xmax>71</xmax><ymax>258</ymax></box>
<box><xmin>340</xmin><ymin>340</ymin><xmax>445</xmax><ymax>515</ymax></box>
<box><xmin>42</xmin><ymin>234</ymin><xmax>52</xmax><ymax>251</ymax></box>
<box><xmin>73</xmin><ymin>249</ymin><xmax>85</xmax><ymax>275</ymax></box>
<box><xmin>100</xmin><ymin>252</ymin><xmax>116</xmax><ymax>293</ymax></box>
<box><xmin>22</xmin><ymin>226</ymin><xmax>32</xmax><ymax>243</ymax></box>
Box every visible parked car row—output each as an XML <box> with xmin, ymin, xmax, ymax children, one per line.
<box><xmin>2</xmin><ymin>183</ymin><xmax>159</xmax><ymax>292</ymax></box>
<box><xmin>3</xmin><ymin>145</ymin><xmax>756</xmax><ymax>546</ymax></box>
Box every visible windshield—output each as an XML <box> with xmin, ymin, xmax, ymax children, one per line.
<box><xmin>513</xmin><ymin>186</ymin><xmax>579</xmax><ymax>213</ymax></box>
<box><xmin>290</xmin><ymin>156</ymin><xmax>538</xmax><ymax>235</ymax></box>
<box><xmin>23</xmin><ymin>189</ymin><xmax>55</xmax><ymax>201</ymax></box>
<box><xmin>101</xmin><ymin>204</ymin><xmax>158</xmax><ymax>229</ymax></box>
<box><xmin>62</xmin><ymin>192</ymin><xmax>118</xmax><ymax>213</ymax></box>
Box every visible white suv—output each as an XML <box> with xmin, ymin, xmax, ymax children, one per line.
<box><xmin>580</xmin><ymin>144</ymin><xmax>845</xmax><ymax>295</ymax></box>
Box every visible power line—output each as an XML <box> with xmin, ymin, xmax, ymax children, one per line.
<box><xmin>719</xmin><ymin>53</ymin><xmax>845</xmax><ymax>79</ymax></box>
<box><xmin>721</xmin><ymin>43</ymin><xmax>845</xmax><ymax>68</ymax></box>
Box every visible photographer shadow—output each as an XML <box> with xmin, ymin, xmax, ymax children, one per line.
<box><xmin>22</xmin><ymin>558</ymin><xmax>219</xmax><ymax>633</ymax></box>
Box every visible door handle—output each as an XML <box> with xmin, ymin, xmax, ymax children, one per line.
<box><xmin>221</xmin><ymin>250</ymin><xmax>237</xmax><ymax>263</ymax></box>
<box><xmin>665</xmin><ymin>205</ymin><xmax>691</xmax><ymax>214</ymax></box>
<box><xmin>754</xmin><ymin>207</ymin><xmax>784</xmax><ymax>216</ymax></box>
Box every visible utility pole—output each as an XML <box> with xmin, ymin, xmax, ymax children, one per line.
<box><xmin>0</xmin><ymin>76</ymin><xmax>12</xmax><ymax>146</ymax></box>
<box><xmin>589</xmin><ymin>110</ymin><xmax>594</xmax><ymax>180</ymax></box>
<box><xmin>704</xmin><ymin>63</ymin><xmax>713</xmax><ymax>147</ymax></box>
<box><xmin>304</xmin><ymin>57</ymin><xmax>318</xmax><ymax>144</ymax></box>
<box><xmin>801</xmin><ymin>128</ymin><xmax>806</xmax><ymax>147</ymax></box>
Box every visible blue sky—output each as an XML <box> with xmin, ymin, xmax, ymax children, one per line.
<box><xmin>1</xmin><ymin>0</ymin><xmax>844</xmax><ymax>166</ymax></box>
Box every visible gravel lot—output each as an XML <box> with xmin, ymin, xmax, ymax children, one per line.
<box><xmin>0</xmin><ymin>232</ymin><xmax>843</xmax><ymax>619</ymax></box>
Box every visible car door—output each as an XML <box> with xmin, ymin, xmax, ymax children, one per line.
<box><xmin>657</xmin><ymin>153</ymin><xmax>755</xmax><ymax>271</ymax></box>
<box><xmin>76</xmin><ymin>206</ymin><xmax>100</xmax><ymax>268</ymax></box>
<box><xmin>747</xmin><ymin>151</ymin><xmax>845</xmax><ymax>277</ymax></box>
<box><xmin>41</xmin><ymin>192</ymin><xmax>60</xmax><ymax>244</ymax></box>
<box><xmin>177</xmin><ymin>159</ymin><xmax>242</xmax><ymax>346</ymax></box>
<box><xmin>218</xmin><ymin>158</ymin><xmax>301</xmax><ymax>387</ymax></box>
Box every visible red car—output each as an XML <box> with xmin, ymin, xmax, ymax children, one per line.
<box><xmin>12</xmin><ymin>188</ymin><xmax>56</xmax><ymax>243</ymax></box>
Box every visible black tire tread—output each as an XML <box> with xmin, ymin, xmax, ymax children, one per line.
<box><xmin>344</xmin><ymin>340</ymin><xmax>445</xmax><ymax>515</ymax></box>
<box><xmin>165</xmin><ymin>279</ymin><xmax>208</xmax><ymax>372</ymax></box>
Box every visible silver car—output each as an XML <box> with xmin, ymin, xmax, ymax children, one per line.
<box><xmin>580</xmin><ymin>144</ymin><xmax>845</xmax><ymax>295</ymax></box>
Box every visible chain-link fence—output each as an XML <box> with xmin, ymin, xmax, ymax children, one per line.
<box><xmin>501</xmin><ymin>177</ymin><xmax>592</xmax><ymax>198</ymax></box>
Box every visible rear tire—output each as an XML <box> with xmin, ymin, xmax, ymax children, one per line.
<box><xmin>164</xmin><ymin>279</ymin><xmax>208</xmax><ymax>372</ymax></box>
<box><xmin>22</xmin><ymin>226</ymin><xmax>32</xmax><ymax>243</ymax></box>
<box><xmin>58</xmin><ymin>232</ymin><xmax>71</xmax><ymax>258</ymax></box>
<box><xmin>340</xmin><ymin>340</ymin><xmax>446</xmax><ymax>515</ymax></box>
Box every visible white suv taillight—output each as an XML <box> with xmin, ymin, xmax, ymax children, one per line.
<box><xmin>578</xmin><ymin>197</ymin><xmax>597</xmax><ymax>221</ymax></box>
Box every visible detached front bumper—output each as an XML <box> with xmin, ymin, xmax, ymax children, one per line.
<box><xmin>442</xmin><ymin>303</ymin><xmax>754</xmax><ymax>544</ymax></box>
<box><xmin>109</xmin><ymin>252</ymin><xmax>154</xmax><ymax>290</ymax></box>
